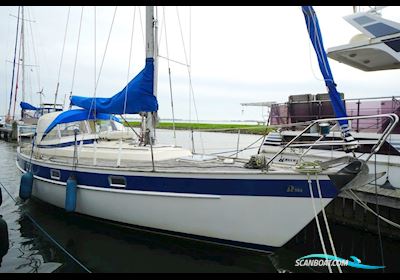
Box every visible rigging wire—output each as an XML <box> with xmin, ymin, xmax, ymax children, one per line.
<box><xmin>93</xmin><ymin>6</ymin><xmax>96</xmax><ymax>116</ymax></box>
<box><xmin>157</xmin><ymin>55</ymin><xmax>189</xmax><ymax>67</ymax></box>
<box><xmin>162</xmin><ymin>7</ymin><xmax>177</xmax><ymax>146</ymax></box>
<box><xmin>123</xmin><ymin>6</ymin><xmax>136</xmax><ymax>115</ymax></box>
<box><xmin>306</xmin><ymin>173</ymin><xmax>333</xmax><ymax>273</ymax></box>
<box><xmin>23</xmin><ymin>27</ymin><xmax>33</xmax><ymax>105</ymax></box>
<box><xmin>138</xmin><ymin>7</ymin><xmax>146</xmax><ymax>56</ymax></box>
<box><xmin>94</xmin><ymin>7</ymin><xmax>118</xmax><ymax>95</ymax></box>
<box><xmin>21</xmin><ymin>7</ymin><xmax>25</xmax><ymax>103</ymax></box>
<box><xmin>27</xmin><ymin>7</ymin><xmax>41</xmax><ymax>99</ymax></box>
<box><xmin>12</xmin><ymin>33</ymin><xmax>23</xmax><ymax>120</ymax></box>
<box><xmin>227</xmin><ymin>132</ymin><xmax>266</xmax><ymax>158</ymax></box>
<box><xmin>308</xmin><ymin>9</ymin><xmax>333</xmax><ymax>84</ymax></box>
<box><xmin>120</xmin><ymin>6</ymin><xmax>141</xmax><ymax>141</ymax></box>
<box><xmin>346</xmin><ymin>189</ymin><xmax>400</xmax><ymax>230</ymax></box>
<box><xmin>315</xmin><ymin>173</ymin><xmax>342</xmax><ymax>273</ymax></box>
<box><xmin>30</xmin><ymin>7</ymin><xmax>50</xmax><ymax>104</ymax></box>
<box><xmin>374</xmin><ymin>154</ymin><xmax>386</xmax><ymax>272</ymax></box>
<box><xmin>69</xmin><ymin>6</ymin><xmax>84</xmax><ymax>105</ymax></box>
<box><xmin>88</xmin><ymin>6</ymin><xmax>118</xmax><ymax>122</ymax></box>
<box><xmin>8</xmin><ymin>6</ymin><xmax>21</xmax><ymax>118</ymax></box>
<box><xmin>176</xmin><ymin>6</ymin><xmax>205</xmax><ymax>155</ymax></box>
<box><xmin>54</xmin><ymin>6</ymin><xmax>71</xmax><ymax>109</ymax></box>
<box><xmin>305</xmin><ymin>7</ymin><xmax>325</xmax><ymax>83</ymax></box>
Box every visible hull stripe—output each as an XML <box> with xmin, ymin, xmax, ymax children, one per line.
<box><xmin>17</xmin><ymin>157</ymin><xmax>338</xmax><ymax>198</ymax></box>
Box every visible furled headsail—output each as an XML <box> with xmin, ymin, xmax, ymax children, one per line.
<box><xmin>70</xmin><ymin>58</ymin><xmax>158</xmax><ymax>114</ymax></box>
<box><xmin>301</xmin><ymin>6</ymin><xmax>355</xmax><ymax>145</ymax></box>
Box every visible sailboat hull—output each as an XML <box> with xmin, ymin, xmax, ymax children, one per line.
<box><xmin>16</xmin><ymin>152</ymin><xmax>336</xmax><ymax>252</ymax></box>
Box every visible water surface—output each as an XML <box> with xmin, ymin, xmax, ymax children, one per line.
<box><xmin>0</xmin><ymin>130</ymin><xmax>399</xmax><ymax>272</ymax></box>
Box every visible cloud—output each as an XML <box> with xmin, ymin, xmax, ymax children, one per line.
<box><xmin>1</xmin><ymin>6</ymin><xmax>400</xmax><ymax>123</ymax></box>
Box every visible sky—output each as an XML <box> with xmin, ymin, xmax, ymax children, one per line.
<box><xmin>1</xmin><ymin>6</ymin><xmax>400</xmax><ymax>122</ymax></box>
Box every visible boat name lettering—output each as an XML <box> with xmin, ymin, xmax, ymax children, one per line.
<box><xmin>286</xmin><ymin>185</ymin><xmax>303</xmax><ymax>193</ymax></box>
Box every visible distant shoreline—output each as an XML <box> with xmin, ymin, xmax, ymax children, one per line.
<box><xmin>123</xmin><ymin>121</ymin><xmax>274</xmax><ymax>135</ymax></box>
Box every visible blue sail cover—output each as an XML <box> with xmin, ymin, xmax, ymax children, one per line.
<box><xmin>70</xmin><ymin>58</ymin><xmax>158</xmax><ymax>114</ymax></box>
<box><xmin>302</xmin><ymin>6</ymin><xmax>352</xmax><ymax>138</ymax></box>
<box><xmin>42</xmin><ymin>109</ymin><xmax>118</xmax><ymax>139</ymax></box>
<box><xmin>20</xmin><ymin>101</ymin><xmax>38</xmax><ymax>111</ymax></box>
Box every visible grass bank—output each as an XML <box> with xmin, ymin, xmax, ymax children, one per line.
<box><xmin>123</xmin><ymin>121</ymin><xmax>275</xmax><ymax>135</ymax></box>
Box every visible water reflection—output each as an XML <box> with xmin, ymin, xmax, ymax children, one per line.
<box><xmin>0</xmin><ymin>215</ymin><xmax>9</xmax><ymax>265</ymax></box>
<box><xmin>270</xmin><ymin>215</ymin><xmax>399</xmax><ymax>273</ymax></box>
<box><xmin>22</xmin><ymin>199</ymin><xmax>275</xmax><ymax>272</ymax></box>
<box><xmin>1</xmin><ymin>133</ymin><xmax>400</xmax><ymax>272</ymax></box>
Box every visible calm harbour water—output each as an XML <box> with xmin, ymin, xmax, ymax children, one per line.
<box><xmin>0</xmin><ymin>129</ymin><xmax>399</xmax><ymax>273</ymax></box>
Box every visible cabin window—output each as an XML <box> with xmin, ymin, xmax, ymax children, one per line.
<box><xmin>45</xmin><ymin>127</ymin><xmax>60</xmax><ymax>141</ymax></box>
<box><xmin>353</xmin><ymin>15</ymin><xmax>375</xmax><ymax>25</ymax></box>
<box><xmin>109</xmin><ymin>176</ymin><xmax>126</xmax><ymax>188</ymax></box>
<box><xmin>364</xmin><ymin>22</ymin><xmax>400</xmax><ymax>37</ymax></box>
<box><xmin>59</xmin><ymin>121</ymin><xmax>88</xmax><ymax>137</ymax></box>
<box><xmin>50</xmin><ymin>169</ymin><xmax>61</xmax><ymax>180</ymax></box>
<box><xmin>384</xmin><ymin>37</ymin><xmax>400</xmax><ymax>52</ymax></box>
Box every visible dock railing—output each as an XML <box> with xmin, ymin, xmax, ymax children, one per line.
<box><xmin>17</xmin><ymin>124</ymin><xmax>36</xmax><ymax>143</ymax></box>
<box><xmin>264</xmin><ymin>113</ymin><xmax>399</xmax><ymax>170</ymax></box>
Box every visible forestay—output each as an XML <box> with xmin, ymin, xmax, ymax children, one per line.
<box><xmin>302</xmin><ymin>6</ymin><xmax>354</xmax><ymax>142</ymax></box>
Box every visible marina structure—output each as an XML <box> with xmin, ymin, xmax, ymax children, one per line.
<box><xmin>14</xmin><ymin>6</ymin><xmax>389</xmax><ymax>253</ymax></box>
<box><xmin>251</xmin><ymin>6</ymin><xmax>400</xmax><ymax>237</ymax></box>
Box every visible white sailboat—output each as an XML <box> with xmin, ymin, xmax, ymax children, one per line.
<box><xmin>4</xmin><ymin>6</ymin><xmax>61</xmax><ymax>140</ymax></box>
<box><xmin>5</xmin><ymin>6</ymin><xmax>34</xmax><ymax>137</ymax></box>
<box><xmin>15</xmin><ymin>6</ymin><xmax>396</xmax><ymax>252</ymax></box>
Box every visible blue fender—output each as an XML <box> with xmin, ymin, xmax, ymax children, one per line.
<box><xmin>65</xmin><ymin>175</ymin><xmax>77</xmax><ymax>212</ymax></box>
<box><xmin>19</xmin><ymin>172</ymin><xmax>33</xmax><ymax>200</ymax></box>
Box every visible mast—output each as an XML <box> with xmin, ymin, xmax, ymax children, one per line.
<box><xmin>21</xmin><ymin>6</ymin><xmax>25</xmax><ymax>103</ymax></box>
<box><xmin>144</xmin><ymin>6</ymin><xmax>158</xmax><ymax>145</ymax></box>
<box><xmin>7</xmin><ymin>6</ymin><xmax>21</xmax><ymax>119</ymax></box>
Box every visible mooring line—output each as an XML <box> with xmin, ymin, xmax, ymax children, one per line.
<box><xmin>306</xmin><ymin>173</ymin><xmax>332</xmax><ymax>273</ymax></box>
<box><xmin>0</xmin><ymin>180</ymin><xmax>92</xmax><ymax>273</ymax></box>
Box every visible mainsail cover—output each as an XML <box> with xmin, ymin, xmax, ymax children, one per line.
<box><xmin>302</xmin><ymin>6</ymin><xmax>354</xmax><ymax>141</ymax></box>
<box><xmin>20</xmin><ymin>101</ymin><xmax>38</xmax><ymax>111</ymax></box>
<box><xmin>70</xmin><ymin>58</ymin><xmax>158</xmax><ymax>114</ymax></box>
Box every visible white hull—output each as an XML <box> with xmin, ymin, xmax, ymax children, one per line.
<box><xmin>16</xmin><ymin>152</ymin><xmax>334</xmax><ymax>251</ymax></box>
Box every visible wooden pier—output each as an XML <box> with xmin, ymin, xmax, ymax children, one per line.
<box><xmin>326</xmin><ymin>184</ymin><xmax>400</xmax><ymax>240</ymax></box>
<box><xmin>0</xmin><ymin>122</ymin><xmax>17</xmax><ymax>142</ymax></box>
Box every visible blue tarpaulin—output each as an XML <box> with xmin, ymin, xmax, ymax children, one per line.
<box><xmin>70</xmin><ymin>58</ymin><xmax>158</xmax><ymax>114</ymax></box>
<box><xmin>20</xmin><ymin>101</ymin><xmax>38</xmax><ymax>111</ymax></box>
<box><xmin>302</xmin><ymin>6</ymin><xmax>352</xmax><ymax>137</ymax></box>
<box><xmin>42</xmin><ymin>109</ymin><xmax>118</xmax><ymax>139</ymax></box>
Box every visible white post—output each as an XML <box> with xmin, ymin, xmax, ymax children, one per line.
<box><xmin>117</xmin><ymin>138</ymin><xmax>122</xmax><ymax>167</ymax></box>
<box><xmin>93</xmin><ymin>140</ymin><xmax>97</xmax><ymax>166</ymax></box>
<box><xmin>78</xmin><ymin>138</ymin><xmax>83</xmax><ymax>161</ymax></box>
